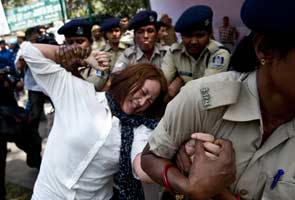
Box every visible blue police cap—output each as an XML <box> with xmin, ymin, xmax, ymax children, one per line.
<box><xmin>100</xmin><ymin>17</ymin><xmax>121</xmax><ymax>32</ymax></box>
<box><xmin>58</xmin><ymin>19</ymin><xmax>92</xmax><ymax>41</ymax></box>
<box><xmin>175</xmin><ymin>5</ymin><xmax>213</xmax><ymax>34</ymax></box>
<box><xmin>241</xmin><ymin>0</ymin><xmax>295</xmax><ymax>35</ymax></box>
<box><xmin>128</xmin><ymin>10</ymin><xmax>157</xmax><ymax>30</ymax></box>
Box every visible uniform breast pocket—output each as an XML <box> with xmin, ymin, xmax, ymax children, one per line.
<box><xmin>261</xmin><ymin>177</ymin><xmax>295</xmax><ymax>200</ymax></box>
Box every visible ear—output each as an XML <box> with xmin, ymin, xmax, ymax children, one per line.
<box><xmin>253</xmin><ymin>33</ymin><xmax>266</xmax><ymax>61</ymax></box>
<box><xmin>253</xmin><ymin>33</ymin><xmax>273</xmax><ymax>64</ymax></box>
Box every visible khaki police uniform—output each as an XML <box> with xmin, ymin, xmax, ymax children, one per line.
<box><xmin>161</xmin><ymin>39</ymin><xmax>230</xmax><ymax>84</ymax></box>
<box><xmin>148</xmin><ymin>71</ymin><xmax>295</xmax><ymax>200</ymax></box>
<box><xmin>112</xmin><ymin>43</ymin><xmax>169</xmax><ymax>73</ymax></box>
<box><xmin>80</xmin><ymin>43</ymin><xmax>125</xmax><ymax>91</ymax></box>
<box><xmin>92</xmin><ymin>38</ymin><xmax>106</xmax><ymax>51</ymax></box>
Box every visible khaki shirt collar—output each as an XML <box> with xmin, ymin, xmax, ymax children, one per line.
<box><xmin>135</xmin><ymin>43</ymin><xmax>161</xmax><ymax>61</ymax></box>
<box><xmin>104</xmin><ymin>42</ymin><xmax>125</xmax><ymax>52</ymax></box>
<box><xmin>104</xmin><ymin>43</ymin><xmax>112</xmax><ymax>52</ymax></box>
<box><xmin>223</xmin><ymin>71</ymin><xmax>261</xmax><ymax>122</ymax></box>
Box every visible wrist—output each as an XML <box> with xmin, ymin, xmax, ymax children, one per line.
<box><xmin>185</xmin><ymin>182</ymin><xmax>211</xmax><ymax>200</ymax></box>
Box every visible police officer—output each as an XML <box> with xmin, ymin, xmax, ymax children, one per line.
<box><xmin>58</xmin><ymin>18</ymin><xmax>93</xmax><ymax>49</ymax></box>
<box><xmin>161</xmin><ymin>5</ymin><xmax>230</xmax><ymax>98</ymax></box>
<box><xmin>91</xmin><ymin>24</ymin><xmax>106</xmax><ymax>51</ymax></box>
<box><xmin>112</xmin><ymin>10</ymin><xmax>169</xmax><ymax>73</ymax></box>
<box><xmin>98</xmin><ymin>17</ymin><xmax>125</xmax><ymax>69</ymax></box>
<box><xmin>142</xmin><ymin>0</ymin><xmax>295</xmax><ymax>199</ymax></box>
<box><xmin>57</xmin><ymin>19</ymin><xmax>106</xmax><ymax>90</ymax></box>
<box><xmin>90</xmin><ymin>17</ymin><xmax>126</xmax><ymax>90</ymax></box>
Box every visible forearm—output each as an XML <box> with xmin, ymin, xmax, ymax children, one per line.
<box><xmin>33</xmin><ymin>43</ymin><xmax>59</xmax><ymax>62</ymax></box>
<box><xmin>141</xmin><ymin>144</ymin><xmax>206</xmax><ymax>199</ymax></box>
<box><xmin>168</xmin><ymin>76</ymin><xmax>184</xmax><ymax>98</ymax></box>
<box><xmin>134</xmin><ymin>154</ymin><xmax>154</xmax><ymax>183</ymax></box>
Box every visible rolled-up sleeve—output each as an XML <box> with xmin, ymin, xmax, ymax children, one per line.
<box><xmin>148</xmin><ymin>83</ymin><xmax>203</xmax><ymax>159</ymax></box>
<box><xmin>112</xmin><ymin>52</ymin><xmax>129</xmax><ymax>73</ymax></box>
<box><xmin>161</xmin><ymin>50</ymin><xmax>177</xmax><ymax>84</ymax></box>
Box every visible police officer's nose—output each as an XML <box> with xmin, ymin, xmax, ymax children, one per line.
<box><xmin>143</xmin><ymin>31</ymin><xmax>149</xmax><ymax>38</ymax></box>
<box><xmin>191</xmin><ymin>36</ymin><xmax>199</xmax><ymax>45</ymax></box>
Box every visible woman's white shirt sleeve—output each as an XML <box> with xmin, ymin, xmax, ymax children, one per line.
<box><xmin>131</xmin><ymin>125</ymin><xmax>153</xmax><ymax>179</ymax></box>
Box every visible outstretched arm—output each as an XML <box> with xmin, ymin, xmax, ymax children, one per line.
<box><xmin>141</xmin><ymin>140</ymin><xmax>236</xmax><ymax>199</ymax></box>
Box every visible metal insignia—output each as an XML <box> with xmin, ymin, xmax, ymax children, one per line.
<box><xmin>149</xmin><ymin>15</ymin><xmax>155</xmax><ymax>22</ymax></box>
<box><xmin>76</xmin><ymin>26</ymin><xmax>84</xmax><ymax>35</ymax></box>
<box><xmin>204</xmin><ymin>19</ymin><xmax>210</xmax><ymax>26</ymax></box>
<box><xmin>200</xmin><ymin>87</ymin><xmax>211</xmax><ymax>107</ymax></box>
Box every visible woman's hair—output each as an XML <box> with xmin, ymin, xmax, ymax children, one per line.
<box><xmin>108</xmin><ymin>63</ymin><xmax>168</xmax><ymax>118</ymax></box>
<box><xmin>230</xmin><ymin>32</ymin><xmax>295</xmax><ymax>73</ymax></box>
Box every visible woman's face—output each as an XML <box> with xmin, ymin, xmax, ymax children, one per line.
<box><xmin>122</xmin><ymin>79</ymin><xmax>161</xmax><ymax>115</ymax></box>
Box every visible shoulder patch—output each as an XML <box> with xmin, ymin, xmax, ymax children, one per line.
<box><xmin>211</xmin><ymin>55</ymin><xmax>225</xmax><ymax>68</ymax></box>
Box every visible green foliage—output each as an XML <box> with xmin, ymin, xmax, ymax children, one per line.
<box><xmin>2</xmin><ymin>0</ymin><xmax>38</xmax><ymax>9</ymax></box>
<box><xmin>2</xmin><ymin>0</ymin><xmax>149</xmax><ymax>24</ymax></box>
<box><xmin>66</xmin><ymin>0</ymin><xmax>149</xmax><ymax>19</ymax></box>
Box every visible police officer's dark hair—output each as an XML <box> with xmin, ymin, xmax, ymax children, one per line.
<box><xmin>120</xmin><ymin>14</ymin><xmax>130</xmax><ymax>20</ymax></box>
<box><xmin>230</xmin><ymin>32</ymin><xmax>259</xmax><ymax>72</ymax></box>
<box><xmin>230</xmin><ymin>32</ymin><xmax>295</xmax><ymax>73</ymax></box>
<box><xmin>25</xmin><ymin>26</ymin><xmax>41</xmax><ymax>40</ymax></box>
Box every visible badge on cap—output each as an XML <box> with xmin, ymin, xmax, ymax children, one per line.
<box><xmin>204</xmin><ymin>19</ymin><xmax>210</xmax><ymax>26</ymax></box>
<box><xmin>76</xmin><ymin>26</ymin><xmax>84</xmax><ymax>35</ymax></box>
<box><xmin>211</xmin><ymin>55</ymin><xmax>225</xmax><ymax>67</ymax></box>
<box><xmin>149</xmin><ymin>15</ymin><xmax>155</xmax><ymax>22</ymax></box>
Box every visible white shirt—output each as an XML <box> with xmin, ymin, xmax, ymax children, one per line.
<box><xmin>21</xmin><ymin>42</ymin><xmax>153</xmax><ymax>200</ymax></box>
<box><xmin>15</xmin><ymin>48</ymin><xmax>43</xmax><ymax>92</ymax></box>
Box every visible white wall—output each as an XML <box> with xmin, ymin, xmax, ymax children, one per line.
<box><xmin>150</xmin><ymin>0</ymin><xmax>250</xmax><ymax>41</ymax></box>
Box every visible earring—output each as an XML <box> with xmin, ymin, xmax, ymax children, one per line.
<box><xmin>260</xmin><ymin>58</ymin><xmax>266</xmax><ymax>66</ymax></box>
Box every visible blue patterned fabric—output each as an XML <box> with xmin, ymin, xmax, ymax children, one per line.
<box><xmin>106</xmin><ymin>92</ymin><xmax>158</xmax><ymax>200</ymax></box>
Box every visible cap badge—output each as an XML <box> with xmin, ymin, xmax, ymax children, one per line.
<box><xmin>149</xmin><ymin>15</ymin><xmax>155</xmax><ymax>22</ymax></box>
<box><xmin>76</xmin><ymin>26</ymin><xmax>84</xmax><ymax>35</ymax></box>
<box><xmin>204</xmin><ymin>19</ymin><xmax>210</xmax><ymax>26</ymax></box>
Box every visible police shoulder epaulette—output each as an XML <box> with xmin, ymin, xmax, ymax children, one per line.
<box><xmin>196</xmin><ymin>76</ymin><xmax>241</xmax><ymax>110</ymax></box>
<box><xmin>160</xmin><ymin>45</ymin><xmax>170</xmax><ymax>52</ymax></box>
<box><xmin>169</xmin><ymin>43</ymin><xmax>182</xmax><ymax>53</ymax></box>
<box><xmin>123</xmin><ymin>46</ymin><xmax>137</xmax><ymax>58</ymax></box>
<box><xmin>208</xmin><ymin>40</ymin><xmax>230</xmax><ymax>54</ymax></box>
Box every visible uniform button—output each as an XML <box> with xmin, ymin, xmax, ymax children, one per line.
<box><xmin>239</xmin><ymin>189</ymin><xmax>248</xmax><ymax>196</ymax></box>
